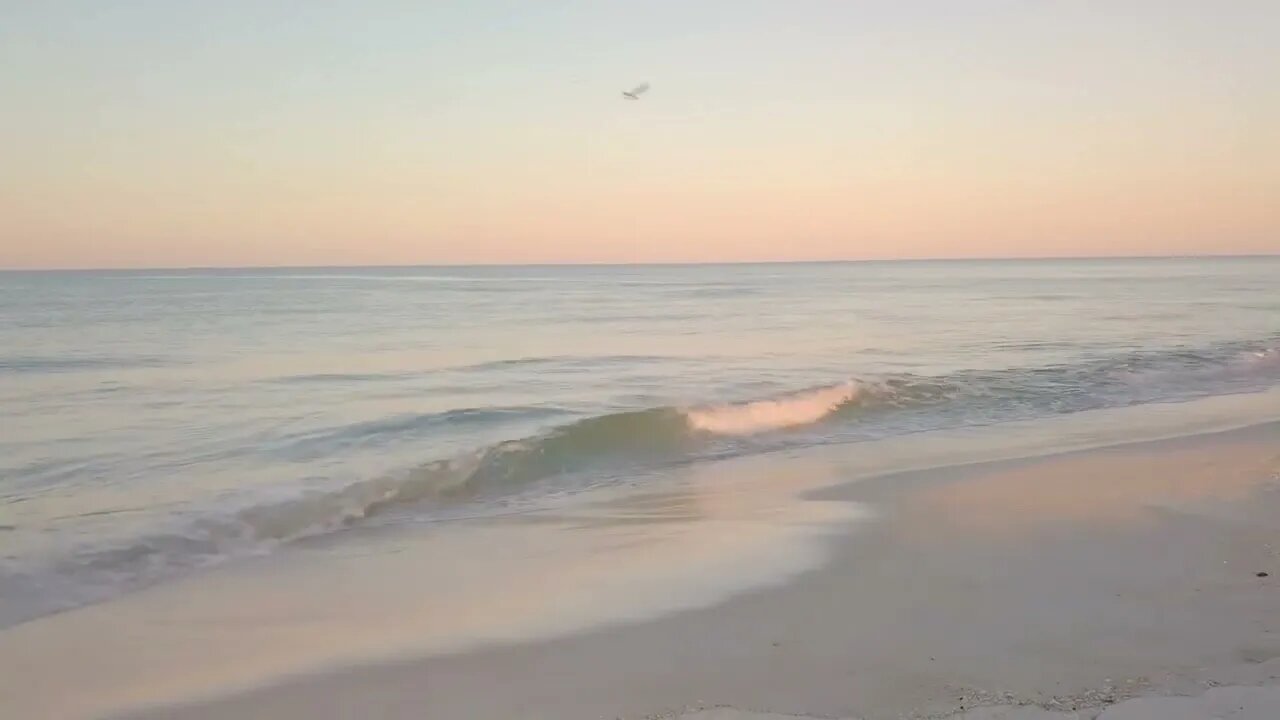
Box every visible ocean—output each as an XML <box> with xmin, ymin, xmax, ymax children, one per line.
<box><xmin>2</xmin><ymin>257</ymin><xmax>1278</xmax><ymax>628</ymax></box>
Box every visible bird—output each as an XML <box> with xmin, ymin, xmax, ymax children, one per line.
<box><xmin>622</xmin><ymin>82</ymin><xmax>650</xmax><ymax>100</ymax></box>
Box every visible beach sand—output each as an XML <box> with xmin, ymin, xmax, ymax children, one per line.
<box><xmin>3</xmin><ymin>420</ymin><xmax>1279</xmax><ymax>720</ymax></box>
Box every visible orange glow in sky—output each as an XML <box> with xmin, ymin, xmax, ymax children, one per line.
<box><xmin>2</xmin><ymin>2</ymin><xmax>1276</xmax><ymax>268</ymax></box>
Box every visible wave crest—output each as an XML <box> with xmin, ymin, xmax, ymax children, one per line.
<box><xmin>683</xmin><ymin>382</ymin><xmax>862</xmax><ymax>435</ymax></box>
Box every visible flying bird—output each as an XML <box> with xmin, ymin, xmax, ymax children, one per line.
<box><xmin>622</xmin><ymin>82</ymin><xmax>649</xmax><ymax>100</ymax></box>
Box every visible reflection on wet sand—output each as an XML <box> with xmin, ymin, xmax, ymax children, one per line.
<box><xmin>908</xmin><ymin>440</ymin><xmax>1280</xmax><ymax>537</ymax></box>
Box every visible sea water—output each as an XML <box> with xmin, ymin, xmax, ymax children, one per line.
<box><xmin>2</xmin><ymin>257</ymin><xmax>1278</xmax><ymax>627</ymax></box>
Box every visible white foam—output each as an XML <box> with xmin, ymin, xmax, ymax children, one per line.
<box><xmin>684</xmin><ymin>381</ymin><xmax>861</xmax><ymax>435</ymax></box>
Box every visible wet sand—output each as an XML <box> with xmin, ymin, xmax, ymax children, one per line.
<box><xmin>2</xmin><ymin>418</ymin><xmax>1278</xmax><ymax>720</ymax></box>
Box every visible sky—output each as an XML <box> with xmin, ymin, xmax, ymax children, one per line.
<box><xmin>1</xmin><ymin>1</ymin><xmax>1277</xmax><ymax>268</ymax></box>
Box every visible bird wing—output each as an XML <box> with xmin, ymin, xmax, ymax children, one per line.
<box><xmin>629</xmin><ymin>83</ymin><xmax>650</xmax><ymax>96</ymax></box>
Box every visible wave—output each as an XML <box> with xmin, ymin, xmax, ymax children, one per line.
<box><xmin>1239</xmin><ymin>347</ymin><xmax>1279</xmax><ymax>368</ymax></box>
<box><xmin>8</xmin><ymin>381</ymin><xmax>890</xmax><ymax>619</ymax></box>
<box><xmin>458</xmin><ymin>354</ymin><xmax>677</xmax><ymax>373</ymax></box>
<box><xmin>214</xmin><ymin>384</ymin><xmax>880</xmax><ymax>540</ymax></box>
<box><xmin>684</xmin><ymin>381</ymin><xmax>862</xmax><ymax>435</ymax></box>
<box><xmin>0</xmin><ymin>354</ymin><xmax>168</xmax><ymax>374</ymax></box>
<box><xmin>271</xmin><ymin>406</ymin><xmax>566</xmax><ymax>461</ymax></box>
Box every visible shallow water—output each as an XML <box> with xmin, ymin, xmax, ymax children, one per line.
<box><xmin>2</xmin><ymin>257</ymin><xmax>1278</xmax><ymax>625</ymax></box>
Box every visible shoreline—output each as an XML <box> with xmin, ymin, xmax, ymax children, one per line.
<box><xmin>2</xmin><ymin>409</ymin><xmax>1278</xmax><ymax>719</ymax></box>
<box><xmin>821</xmin><ymin>414</ymin><xmax>1280</xmax><ymax>503</ymax></box>
<box><xmin>139</xmin><ymin>418</ymin><xmax>1280</xmax><ymax>719</ymax></box>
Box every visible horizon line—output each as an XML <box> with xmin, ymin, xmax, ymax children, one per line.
<box><xmin>1</xmin><ymin>252</ymin><xmax>1277</xmax><ymax>273</ymax></box>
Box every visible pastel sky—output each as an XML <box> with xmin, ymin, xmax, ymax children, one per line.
<box><xmin>2</xmin><ymin>1</ymin><xmax>1277</xmax><ymax>268</ymax></box>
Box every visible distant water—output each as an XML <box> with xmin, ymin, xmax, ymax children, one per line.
<box><xmin>2</xmin><ymin>258</ymin><xmax>1278</xmax><ymax>626</ymax></box>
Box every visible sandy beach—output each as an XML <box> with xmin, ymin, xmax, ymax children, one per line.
<box><xmin>2</xmin><ymin>406</ymin><xmax>1276</xmax><ymax>720</ymax></box>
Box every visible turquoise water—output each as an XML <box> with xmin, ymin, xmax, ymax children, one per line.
<box><xmin>2</xmin><ymin>257</ymin><xmax>1278</xmax><ymax>626</ymax></box>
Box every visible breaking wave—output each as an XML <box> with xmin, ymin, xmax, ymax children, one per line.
<box><xmin>685</xmin><ymin>381</ymin><xmax>861</xmax><ymax>435</ymax></box>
